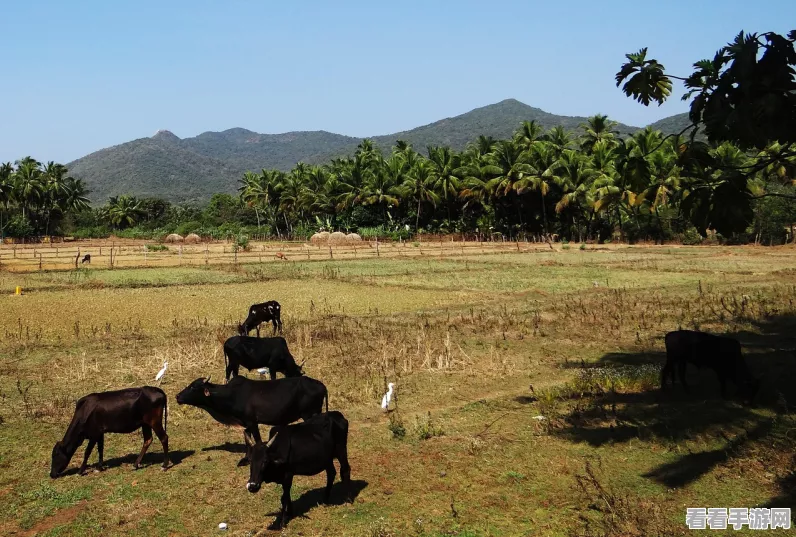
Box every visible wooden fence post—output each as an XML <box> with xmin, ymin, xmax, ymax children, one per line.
<box><xmin>375</xmin><ymin>237</ymin><xmax>380</xmax><ymax>257</ymax></box>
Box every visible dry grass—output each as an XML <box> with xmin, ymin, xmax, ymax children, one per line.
<box><xmin>0</xmin><ymin>244</ymin><xmax>794</xmax><ymax>536</ymax></box>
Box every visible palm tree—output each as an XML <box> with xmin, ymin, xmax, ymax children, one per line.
<box><xmin>515</xmin><ymin>142</ymin><xmax>558</xmax><ymax>234</ymax></box>
<box><xmin>336</xmin><ymin>154</ymin><xmax>372</xmax><ymax>212</ymax></box>
<box><xmin>485</xmin><ymin>140</ymin><xmax>534</xmax><ymax>228</ymax></box>
<box><xmin>514</xmin><ymin>120</ymin><xmax>543</xmax><ymax>153</ymax></box>
<box><xmin>13</xmin><ymin>157</ymin><xmax>43</xmax><ymax>219</ymax></box>
<box><xmin>360</xmin><ymin>154</ymin><xmax>401</xmax><ymax>222</ymax></box>
<box><xmin>427</xmin><ymin>146</ymin><xmax>461</xmax><ymax>225</ymax></box>
<box><xmin>457</xmin><ymin>147</ymin><xmax>499</xmax><ymax>210</ymax></box>
<box><xmin>107</xmin><ymin>195</ymin><xmax>144</xmax><ymax>229</ymax></box>
<box><xmin>0</xmin><ymin>162</ymin><xmax>14</xmax><ymax>239</ymax></box>
<box><xmin>399</xmin><ymin>159</ymin><xmax>439</xmax><ymax>231</ymax></box>
<box><xmin>579</xmin><ymin>114</ymin><xmax>619</xmax><ymax>154</ymax></box>
<box><xmin>553</xmin><ymin>149</ymin><xmax>597</xmax><ymax>241</ymax></box>
<box><xmin>543</xmin><ymin>126</ymin><xmax>573</xmax><ymax>158</ymax></box>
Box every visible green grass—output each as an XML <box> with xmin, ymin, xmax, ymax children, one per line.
<box><xmin>0</xmin><ymin>245</ymin><xmax>794</xmax><ymax>536</ymax></box>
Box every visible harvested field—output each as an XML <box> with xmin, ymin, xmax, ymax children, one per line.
<box><xmin>0</xmin><ymin>243</ymin><xmax>794</xmax><ymax>536</ymax></box>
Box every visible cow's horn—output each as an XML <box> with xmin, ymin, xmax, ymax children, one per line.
<box><xmin>266</xmin><ymin>432</ymin><xmax>279</xmax><ymax>448</ymax></box>
<box><xmin>204</xmin><ymin>375</ymin><xmax>212</xmax><ymax>384</ymax></box>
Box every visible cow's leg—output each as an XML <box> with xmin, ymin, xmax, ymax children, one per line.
<box><xmin>96</xmin><ymin>435</ymin><xmax>105</xmax><ymax>471</ymax></box>
<box><xmin>677</xmin><ymin>362</ymin><xmax>689</xmax><ymax>394</ymax></box>
<box><xmin>79</xmin><ymin>439</ymin><xmax>97</xmax><ymax>475</ymax></box>
<box><xmin>270</xmin><ymin>369</ymin><xmax>277</xmax><ymax>381</ymax></box>
<box><xmin>324</xmin><ymin>462</ymin><xmax>337</xmax><ymax>503</ymax></box>
<box><xmin>717</xmin><ymin>372</ymin><xmax>728</xmax><ymax>399</ymax></box>
<box><xmin>277</xmin><ymin>317</ymin><xmax>283</xmax><ymax>334</ymax></box>
<box><xmin>135</xmin><ymin>425</ymin><xmax>153</xmax><ymax>469</ymax></box>
<box><xmin>256</xmin><ymin>325</ymin><xmax>261</xmax><ymax>338</ymax></box>
<box><xmin>660</xmin><ymin>361</ymin><xmax>672</xmax><ymax>390</ymax></box>
<box><xmin>280</xmin><ymin>475</ymin><xmax>294</xmax><ymax>527</ymax></box>
<box><xmin>152</xmin><ymin>410</ymin><xmax>170</xmax><ymax>469</ymax></box>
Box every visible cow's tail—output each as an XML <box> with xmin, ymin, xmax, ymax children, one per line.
<box><xmin>224</xmin><ymin>348</ymin><xmax>228</xmax><ymax>381</ymax></box>
<box><xmin>164</xmin><ymin>396</ymin><xmax>168</xmax><ymax>435</ymax></box>
<box><xmin>324</xmin><ymin>388</ymin><xmax>329</xmax><ymax>413</ymax></box>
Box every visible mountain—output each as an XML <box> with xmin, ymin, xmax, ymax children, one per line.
<box><xmin>67</xmin><ymin>99</ymin><xmax>688</xmax><ymax>203</ymax></box>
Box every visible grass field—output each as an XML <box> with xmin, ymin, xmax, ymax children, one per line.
<box><xmin>1</xmin><ymin>243</ymin><xmax>795</xmax><ymax>536</ymax></box>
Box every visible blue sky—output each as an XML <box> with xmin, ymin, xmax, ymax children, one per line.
<box><xmin>1</xmin><ymin>1</ymin><xmax>793</xmax><ymax>163</ymax></box>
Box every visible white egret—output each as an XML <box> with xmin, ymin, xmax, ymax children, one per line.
<box><xmin>155</xmin><ymin>361</ymin><xmax>168</xmax><ymax>382</ymax></box>
<box><xmin>381</xmin><ymin>383</ymin><xmax>395</xmax><ymax>411</ymax></box>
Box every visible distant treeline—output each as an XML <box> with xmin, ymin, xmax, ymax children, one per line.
<box><xmin>2</xmin><ymin>117</ymin><xmax>794</xmax><ymax>245</ymax></box>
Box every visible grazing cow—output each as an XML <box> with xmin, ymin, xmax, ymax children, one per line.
<box><xmin>661</xmin><ymin>330</ymin><xmax>760</xmax><ymax>403</ymax></box>
<box><xmin>81</xmin><ymin>254</ymin><xmax>91</xmax><ymax>264</ymax></box>
<box><xmin>246</xmin><ymin>411</ymin><xmax>352</xmax><ymax>527</ymax></box>
<box><xmin>176</xmin><ymin>375</ymin><xmax>327</xmax><ymax>465</ymax></box>
<box><xmin>224</xmin><ymin>335</ymin><xmax>303</xmax><ymax>382</ymax></box>
<box><xmin>275</xmin><ymin>252</ymin><xmax>287</xmax><ymax>260</ymax></box>
<box><xmin>50</xmin><ymin>386</ymin><xmax>169</xmax><ymax>478</ymax></box>
<box><xmin>238</xmin><ymin>300</ymin><xmax>283</xmax><ymax>336</ymax></box>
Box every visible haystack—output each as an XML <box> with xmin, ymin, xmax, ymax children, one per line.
<box><xmin>310</xmin><ymin>231</ymin><xmax>330</xmax><ymax>244</ymax></box>
<box><xmin>184</xmin><ymin>233</ymin><xmax>202</xmax><ymax>244</ymax></box>
<box><xmin>346</xmin><ymin>233</ymin><xmax>362</xmax><ymax>242</ymax></box>
<box><xmin>329</xmin><ymin>231</ymin><xmax>347</xmax><ymax>243</ymax></box>
<box><xmin>165</xmin><ymin>233</ymin><xmax>184</xmax><ymax>243</ymax></box>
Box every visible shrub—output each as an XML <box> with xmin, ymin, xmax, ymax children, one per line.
<box><xmin>388</xmin><ymin>413</ymin><xmax>406</xmax><ymax>439</ymax></box>
<box><xmin>579</xmin><ymin>243</ymin><xmax>586</xmax><ymax>250</ymax></box>
<box><xmin>145</xmin><ymin>244</ymin><xmax>169</xmax><ymax>252</ymax></box>
<box><xmin>233</xmin><ymin>234</ymin><xmax>250</xmax><ymax>252</ymax></box>
<box><xmin>681</xmin><ymin>228</ymin><xmax>703</xmax><ymax>245</ymax></box>
<box><xmin>414</xmin><ymin>412</ymin><xmax>444</xmax><ymax>440</ymax></box>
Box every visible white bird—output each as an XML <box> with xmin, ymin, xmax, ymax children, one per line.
<box><xmin>155</xmin><ymin>361</ymin><xmax>168</xmax><ymax>382</ymax></box>
<box><xmin>257</xmin><ymin>367</ymin><xmax>269</xmax><ymax>376</ymax></box>
<box><xmin>381</xmin><ymin>383</ymin><xmax>395</xmax><ymax>411</ymax></box>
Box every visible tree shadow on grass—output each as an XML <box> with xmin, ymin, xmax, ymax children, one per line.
<box><xmin>553</xmin><ymin>313</ymin><xmax>796</xmax><ymax>502</ymax></box>
<box><xmin>261</xmin><ymin>479</ymin><xmax>368</xmax><ymax>530</ymax></box>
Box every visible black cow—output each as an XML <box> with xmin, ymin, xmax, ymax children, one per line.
<box><xmin>81</xmin><ymin>254</ymin><xmax>91</xmax><ymax>264</ymax></box>
<box><xmin>50</xmin><ymin>386</ymin><xmax>170</xmax><ymax>478</ymax></box>
<box><xmin>238</xmin><ymin>300</ymin><xmax>283</xmax><ymax>336</ymax></box>
<box><xmin>176</xmin><ymin>375</ymin><xmax>327</xmax><ymax>465</ymax></box>
<box><xmin>246</xmin><ymin>411</ymin><xmax>352</xmax><ymax>527</ymax></box>
<box><xmin>661</xmin><ymin>330</ymin><xmax>760</xmax><ymax>403</ymax></box>
<box><xmin>224</xmin><ymin>335</ymin><xmax>303</xmax><ymax>382</ymax></box>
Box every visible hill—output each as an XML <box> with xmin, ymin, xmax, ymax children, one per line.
<box><xmin>67</xmin><ymin>99</ymin><xmax>687</xmax><ymax>203</ymax></box>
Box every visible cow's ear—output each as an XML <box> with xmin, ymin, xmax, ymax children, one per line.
<box><xmin>203</xmin><ymin>388</ymin><xmax>210</xmax><ymax>397</ymax></box>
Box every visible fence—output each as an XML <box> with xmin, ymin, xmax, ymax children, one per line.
<box><xmin>0</xmin><ymin>237</ymin><xmax>554</xmax><ymax>273</ymax></box>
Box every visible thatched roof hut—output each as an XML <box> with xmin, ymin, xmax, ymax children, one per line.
<box><xmin>184</xmin><ymin>233</ymin><xmax>202</xmax><ymax>244</ymax></box>
<box><xmin>164</xmin><ymin>233</ymin><xmax>184</xmax><ymax>243</ymax></box>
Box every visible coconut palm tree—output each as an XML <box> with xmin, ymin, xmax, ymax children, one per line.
<box><xmin>427</xmin><ymin>146</ymin><xmax>461</xmax><ymax>225</ymax></box>
<box><xmin>399</xmin><ymin>159</ymin><xmax>439</xmax><ymax>231</ymax></box>
<box><xmin>579</xmin><ymin>114</ymin><xmax>619</xmax><ymax>154</ymax></box>
<box><xmin>486</xmin><ymin>140</ymin><xmax>534</xmax><ymax>228</ymax></box>
<box><xmin>107</xmin><ymin>195</ymin><xmax>144</xmax><ymax>229</ymax></box>
<box><xmin>514</xmin><ymin>120</ymin><xmax>543</xmax><ymax>153</ymax></box>
<box><xmin>553</xmin><ymin>150</ymin><xmax>597</xmax><ymax>241</ymax></box>
<box><xmin>515</xmin><ymin>142</ymin><xmax>558</xmax><ymax>234</ymax></box>
<box><xmin>360</xmin><ymin>154</ymin><xmax>401</xmax><ymax>222</ymax></box>
<box><xmin>13</xmin><ymin>157</ymin><xmax>43</xmax><ymax>219</ymax></box>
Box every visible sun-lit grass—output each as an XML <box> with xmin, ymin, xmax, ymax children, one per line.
<box><xmin>1</xmin><ymin>243</ymin><xmax>794</xmax><ymax>536</ymax></box>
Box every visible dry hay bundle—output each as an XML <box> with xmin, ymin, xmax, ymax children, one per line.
<box><xmin>346</xmin><ymin>233</ymin><xmax>362</xmax><ymax>242</ymax></box>
<box><xmin>184</xmin><ymin>233</ymin><xmax>202</xmax><ymax>244</ymax></box>
<box><xmin>310</xmin><ymin>231</ymin><xmax>331</xmax><ymax>244</ymax></box>
<box><xmin>165</xmin><ymin>233</ymin><xmax>184</xmax><ymax>243</ymax></box>
<box><xmin>329</xmin><ymin>231</ymin><xmax>347</xmax><ymax>243</ymax></box>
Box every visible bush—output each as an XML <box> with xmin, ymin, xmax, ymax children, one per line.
<box><xmin>5</xmin><ymin>215</ymin><xmax>35</xmax><ymax>238</ymax></box>
<box><xmin>145</xmin><ymin>244</ymin><xmax>169</xmax><ymax>252</ymax></box>
<box><xmin>681</xmin><ymin>228</ymin><xmax>703</xmax><ymax>245</ymax></box>
<box><xmin>413</xmin><ymin>412</ymin><xmax>444</xmax><ymax>440</ymax></box>
<box><xmin>232</xmin><ymin>234</ymin><xmax>250</xmax><ymax>252</ymax></box>
<box><xmin>387</xmin><ymin>413</ymin><xmax>406</xmax><ymax>439</ymax></box>
<box><xmin>579</xmin><ymin>243</ymin><xmax>586</xmax><ymax>250</ymax></box>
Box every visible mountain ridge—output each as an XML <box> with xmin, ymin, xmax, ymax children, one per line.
<box><xmin>68</xmin><ymin>99</ymin><xmax>692</xmax><ymax>203</ymax></box>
